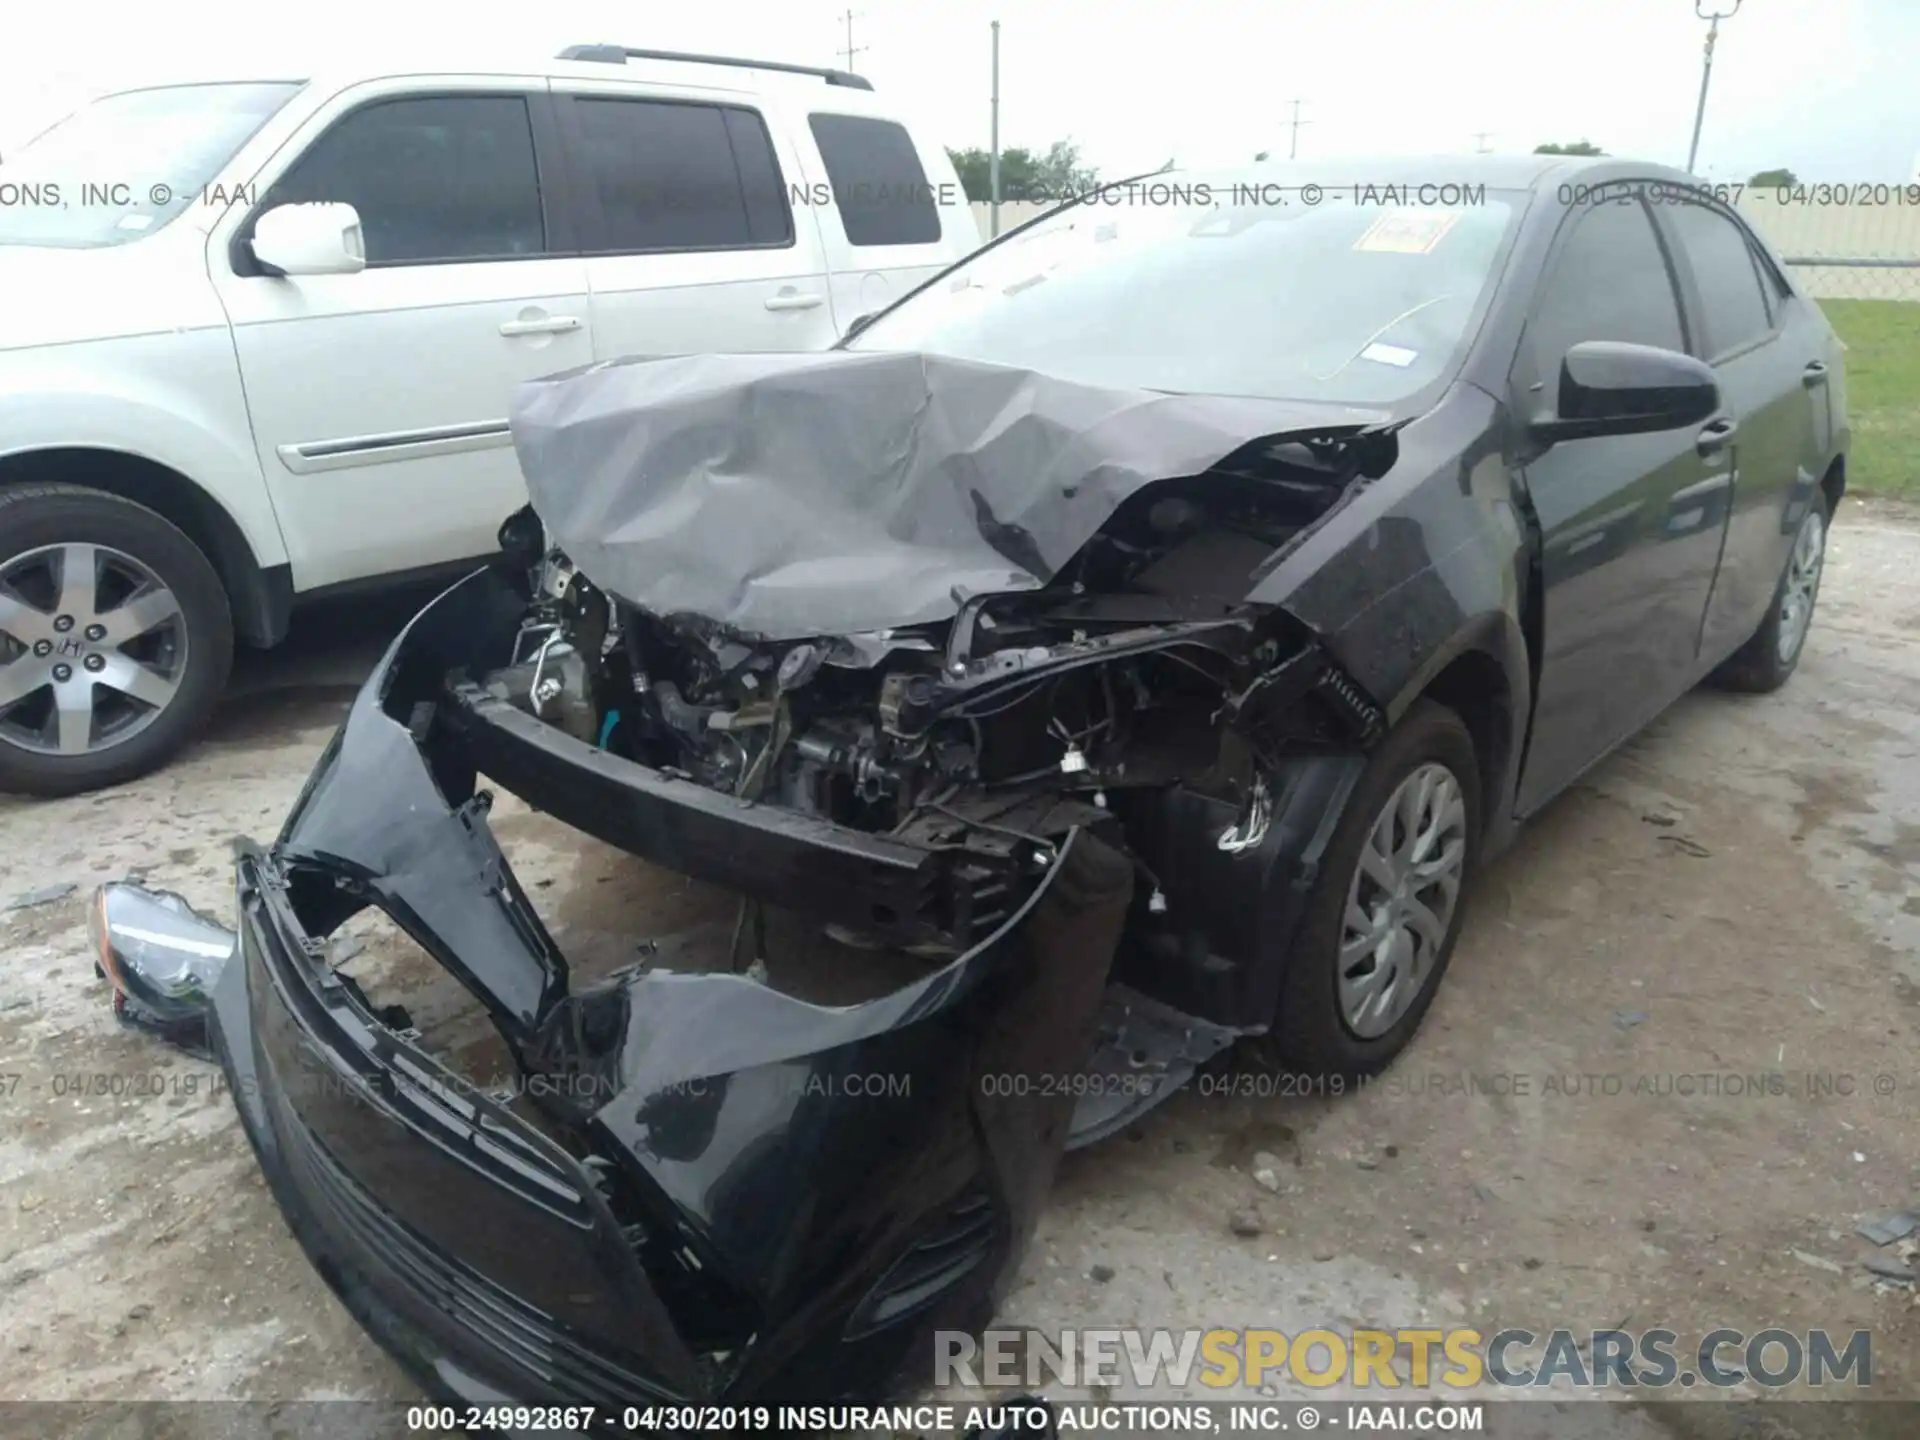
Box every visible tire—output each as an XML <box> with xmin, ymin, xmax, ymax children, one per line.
<box><xmin>1266</xmin><ymin>699</ymin><xmax>1481</xmax><ymax>1079</ymax></box>
<box><xmin>0</xmin><ymin>484</ymin><xmax>233</xmax><ymax>797</ymax></box>
<box><xmin>1708</xmin><ymin>490</ymin><xmax>1829</xmax><ymax>694</ymax></box>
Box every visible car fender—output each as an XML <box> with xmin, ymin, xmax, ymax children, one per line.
<box><xmin>0</xmin><ymin>335</ymin><xmax>287</xmax><ymax>570</ymax></box>
<box><xmin>1128</xmin><ymin>384</ymin><xmax>1533</xmax><ymax>1027</ymax></box>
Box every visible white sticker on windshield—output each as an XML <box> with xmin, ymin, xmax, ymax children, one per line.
<box><xmin>1360</xmin><ymin>342</ymin><xmax>1418</xmax><ymax>368</ymax></box>
<box><xmin>116</xmin><ymin>214</ymin><xmax>155</xmax><ymax>231</ymax></box>
<box><xmin>1353</xmin><ymin>208</ymin><xmax>1462</xmax><ymax>255</ymax></box>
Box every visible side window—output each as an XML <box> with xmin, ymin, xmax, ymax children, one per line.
<box><xmin>1664</xmin><ymin>201</ymin><xmax>1773</xmax><ymax>357</ymax></box>
<box><xmin>570</xmin><ymin>98</ymin><xmax>793</xmax><ymax>253</ymax></box>
<box><xmin>1527</xmin><ymin>198</ymin><xmax>1686</xmax><ymax>379</ymax></box>
<box><xmin>807</xmin><ymin>113</ymin><xmax>942</xmax><ymax>247</ymax></box>
<box><xmin>265</xmin><ymin>96</ymin><xmax>544</xmax><ymax>265</ymax></box>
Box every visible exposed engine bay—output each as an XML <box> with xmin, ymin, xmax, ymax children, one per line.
<box><xmin>479</xmin><ymin>427</ymin><xmax>1393</xmax><ymax>964</ymax></box>
<box><xmin>91</xmin><ymin>348</ymin><xmax>1451</xmax><ymax>1417</ymax></box>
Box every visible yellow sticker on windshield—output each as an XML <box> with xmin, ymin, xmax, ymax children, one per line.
<box><xmin>1352</xmin><ymin>208</ymin><xmax>1463</xmax><ymax>255</ymax></box>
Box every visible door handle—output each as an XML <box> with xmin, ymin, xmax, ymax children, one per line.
<box><xmin>763</xmin><ymin>292</ymin><xmax>824</xmax><ymax>312</ymax></box>
<box><xmin>1695</xmin><ymin>416</ymin><xmax>1738</xmax><ymax>458</ymax></box>
<box><xmin>1802</xmin><ymin>359</ymin><xmax>1829</xmax><ymax>387</ymax></box>
<box><xmin>499</xmin><ymin>315</ymin><xmax>583</xmax><ymax>337</ymax></box>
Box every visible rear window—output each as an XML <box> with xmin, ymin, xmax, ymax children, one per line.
<box><xmin>570</xmin><ymin>97</ymin><xmax>793</xmax><ymax>253</ymax></box>
<box><xmin>1664</xmin><ymin>201</ymin><xmax>1774</xmax><ymax>358</ymax></box>
<box><xmin>807</xmin><ymin>113</ymin><xmax>942</xmax><ymax>247</ymax></box>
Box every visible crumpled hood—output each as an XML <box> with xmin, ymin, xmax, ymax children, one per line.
<box><xmin>510</xmin><ymin>350</ymin><xmax>1389</xmax><ymax>640</ymax></box>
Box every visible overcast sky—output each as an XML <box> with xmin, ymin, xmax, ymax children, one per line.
<box><xmin>2</xmin><ymin>0</ymin><xmax>1916</xmax><ymax>182</ymax></box>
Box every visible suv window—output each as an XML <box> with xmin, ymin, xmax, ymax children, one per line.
<box><xmin>570</xmin><ymin>98</ymin><xmax>793</xmax><ymax>253</ymax></box>
<box><xmin>1528</xmin><ymin>198</ymin><xmax>1686</xmax><ymax>376</ymax></box>
<box><xmin>1664</xmin><ymin>201</ymin><xmax>1773</xmax><ymax>357</ymax></box>
<box><xmin>265</xmin><ymin>95</ymin><xmax>545</xmax><ymax>265</ymax></box>
<box><xmin>807</xmin><ymin>113</ymin><xmax>942</xmax><ymax>246</ymax></box>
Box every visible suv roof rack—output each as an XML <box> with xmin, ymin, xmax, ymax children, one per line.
<box><xmin>557</xmin><ymin>44</ymin><xmax>874</xmax><ymax>90</ymax></box>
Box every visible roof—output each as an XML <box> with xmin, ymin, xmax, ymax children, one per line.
<box><xmin>1170</xmin><ymin>153</ymin><xmax>1686</xmax><ymax>194</ymax></box>
<box><xmin>78</xmin><ymin>46</ymin><xmax>883</xmax><ymax>106</ymax></box>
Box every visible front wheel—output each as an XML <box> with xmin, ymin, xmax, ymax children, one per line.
<box><xmin>1265</xmin><ymin>699</ymin><xmax>1481</xmax><ymax>1079</ymax></box>
<box><xmin>0</xmin><ymin>484</ymin><xmax>233</xmax><ymax>797</ymax></box>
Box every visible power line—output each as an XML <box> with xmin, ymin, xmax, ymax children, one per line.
<box><xmin>1286</xmin><ymin>99</ymin><xmax>1311</xmax><ymax>160</ymax></box>
<box><xmin>837</xmin><ymin>9</ymin><xmax>866</xmax><ymax>72</ymax></box>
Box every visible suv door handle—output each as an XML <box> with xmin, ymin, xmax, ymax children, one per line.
<box><xmin>499</xmin><ymin>315</ymin><xmax>582</xmax><ymax>337</ymax></box>
<box><xmin>1802</xmin><ymin>359</ymin><xmax>1829</xmax><ymax>387</ymax></box>
<box><xmin>764</xmin><ymin>292</ymin><xmax>824</xmax><ymax>312</ymax></box>
<box><xmin>1696</xmin><ymin>416</ymin><xmax>1738</xmax><ymax>458</ymax></box>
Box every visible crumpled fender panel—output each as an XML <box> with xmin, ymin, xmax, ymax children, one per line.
<box><xmin>511</xmin><ymin>349</ymin><xmax>1391</xmax><ymax>640</ymax></box>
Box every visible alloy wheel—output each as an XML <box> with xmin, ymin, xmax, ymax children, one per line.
<box><xmin>1776</xmin><ymin>508</ymin><xmax>1826</xmax><ymax>666</ymax></box>
<box><xmin>0</xmin><ymin>543</ymin><xmax>190</xmax><ymax>757</ymax></box>
<box><xmin>1338</xmin><ymin>761</ymin><xmax>1468</xmax><ymax>1039</ymax></box>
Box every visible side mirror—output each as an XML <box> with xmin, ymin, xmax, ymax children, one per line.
<box><xmin>843</xmin><ymin>310</ymin><xmax>880</xmax><ymax>341</ymax></box>
<box><xmin>250</xmin><ymin>202</ymin><xmax>366</xmax><ymax>276</ymax></box>
<box><xmin>1529</xmin><ymin>341</ymin><xmax>1720</xmax><ymax>446</ymax></box>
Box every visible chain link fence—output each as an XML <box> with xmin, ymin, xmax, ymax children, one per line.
<box><xmin>1736</xmin><ymin>192</ymin><xmax>1920</xmax><ymax>302</ymax></box>
<box><xmin>1734</xmin><ymin>193</ymin><xmax>1920</xmax><ymax>499</ymax></box>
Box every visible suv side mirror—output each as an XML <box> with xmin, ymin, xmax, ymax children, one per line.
<box><xmin>1529</xmin><ymin>340</ymin><xmax>1719</xmax><ymax>446</ymax></box>
<box><xmin>250</xmin><ymin>203</ymin><xmax>366</xmax><ymax>277</ymax></box>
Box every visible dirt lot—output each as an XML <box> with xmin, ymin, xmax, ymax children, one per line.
<box><xmin>2</xmin><ymin>499</ymin><xmax>1918</xmax><ymax>1426</ymax></box>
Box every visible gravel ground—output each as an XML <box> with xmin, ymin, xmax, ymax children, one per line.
<box><xmin>2</xmin><ymin>500</ymin><xmax>1918</xmax><ymax>1427</ymax></box>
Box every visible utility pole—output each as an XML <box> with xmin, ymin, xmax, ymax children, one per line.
<box><xmin>989</xmin><ymin>21</ymin><xmax>1001</xmax><ymax>237</ymax></box>
<box><xmin>1686</xmin><ymin>0</ymin><xmax>1741</xmax><ymax>174</ymax></box>
<box><xmin>1472</xmin><ymin>131</ymin><xmax>1493</xmax><ymax>154</ymax></box>
<box><xmin>837</xmin><ymin>10</ymin><xmax>865</xmax><ymax>73</ymax></box>
<box><xmin>1286</xmin><ymin>99</ymin><xmax>1310</xmax><ymax>160</ymax></box>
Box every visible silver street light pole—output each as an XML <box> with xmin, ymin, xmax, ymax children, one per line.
<box><xmin>1686</xmin><ymin>0</ymin><xmax>1742</xmax><ymax>174</ymax></box>
<box><xmin>990</xmin><ymin>21</ymin><xmax>1001</xmax><ymax>236</ymax></box>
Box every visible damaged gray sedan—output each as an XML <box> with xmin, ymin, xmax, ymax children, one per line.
<box><xmin>130</xmin><ymin>158</ymin><xmax>1846</xmax><ymax>1412</ymax></box>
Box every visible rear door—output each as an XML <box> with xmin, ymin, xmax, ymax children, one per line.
<box><xmin>551</xmin><ymin>86</ymin><xmax>839</xmax><ymax>358</ymax></box>
<box><xmin>1513</xmin><ymin>193</ymin><xmax>1732</xmax><ymax>814</ymax></box>
<box><xmin>1652</xmin><ymin>199</ymin><xmax>1826</xmax><ymax>664</ymax></box>
<box><xmin>211</xmin><ymin>84</ymin><xmax>593</xmax><ymax>590</ymax></box>
<box><xmin>801</xmin><ymin>111</ymin><xmax>970</xmax><ymax>325</ymax></box>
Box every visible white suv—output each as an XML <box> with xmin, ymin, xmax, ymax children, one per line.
<box><xmin>0</xmin><ymin>44</ymin><xmax>977</xmax><ymax>795</ymax></box>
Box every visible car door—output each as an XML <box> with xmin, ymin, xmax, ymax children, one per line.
<box><xmin>1653</xmin><ymin>199</ymin><xmax>1826</xmax><ymax>665</ymax></box>
<box><xmin>1512</xmin><ymin>193</ymin><xmax>1734</xmax><ymax>816</ymax></box>
<box><xmin>549</xmin><ymin>86</ymin><xmax>840</xmax><ymax>358</ymax></box>
<box><xmin>210</xmin><ymin>85</ymin><xmax>593</xmax><ymax>591</ymax></box>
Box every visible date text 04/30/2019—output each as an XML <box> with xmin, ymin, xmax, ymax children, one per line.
<box><xmin>473</xmin><ymin>1403</ymin><xmax>1487</xmax><ymax>1433</ymax></box>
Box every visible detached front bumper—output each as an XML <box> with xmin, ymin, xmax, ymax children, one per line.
<box><xmin>207</xmin><ymin>566</ymin><xmax>1136</xmax><ymax>1409</ymax></box>
<box><xmin>213</xmin><ymin>851</ymin><xmax>698</xmax><ymax>1408</ymax></box>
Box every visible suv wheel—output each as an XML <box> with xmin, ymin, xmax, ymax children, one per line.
<box><xmin>1265</xmin><ymin>699</ymin><xmax>1481</xmax><ymax>1079</ymax></box>
<box><xmin>0</xmin><ymin>485</ymin><xmax>233</xmax><ymax>797</ymax></box>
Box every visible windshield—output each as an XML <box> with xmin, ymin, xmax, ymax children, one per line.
<box><xmin>0</xmin><ymin>83</ymin><xmax>301</xmax><ymax>249</ymax></box>
<box><xmin>849</xmin><ymin>179</ymin><xmax>1520</xmax><ymax>405</ymax></box>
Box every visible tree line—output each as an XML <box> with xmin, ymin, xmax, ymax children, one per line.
<box><xmin>945</xmin><ymin>138</ymin><xmax>1803</xmax><ymax>200</ymax></box>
